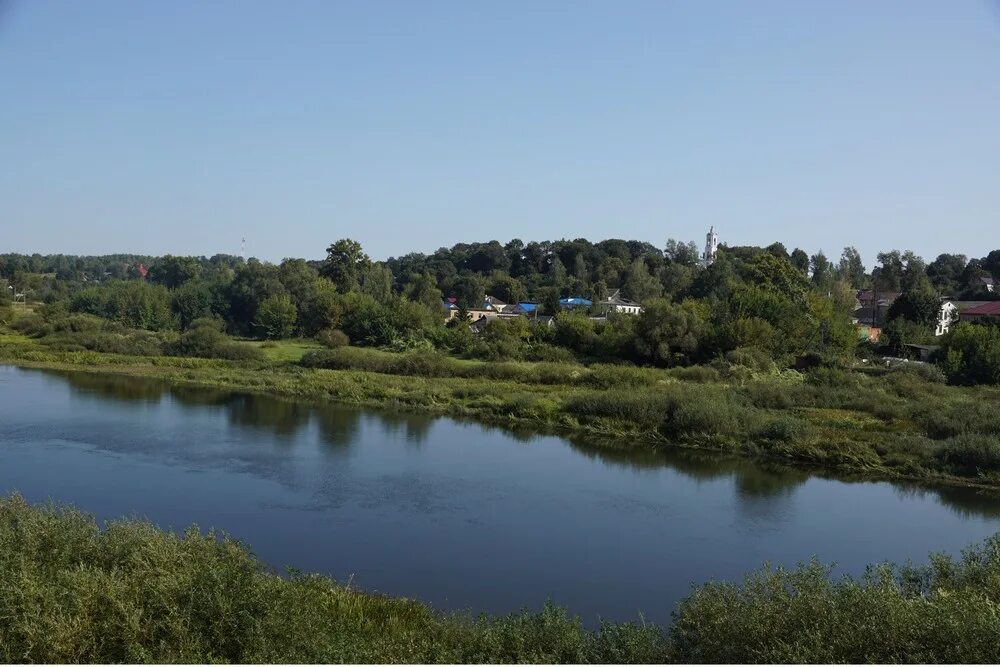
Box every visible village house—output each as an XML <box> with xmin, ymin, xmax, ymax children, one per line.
<box><xmin>558</xmin><ymin>296</ymin><xmax>592</xmax><ymax>310</ymax></box>
<box><xmin>597</xmin><ymin>289</ymin><xmax>643</xmax><ymax>315</ymax></box>
<box><xmin>961</xmin><ymin>301</ymin><xmax>1000</xmax><ymax>324</ymax></box>
<box><xmin>853</xmin><ymin>290</ymin><xmax>900</xmax><ymax>326</ymax></box>
<box><xmin>935</xmin><ymin>300</ymin><xmax>993</xmax><ymax>336</ymax></box>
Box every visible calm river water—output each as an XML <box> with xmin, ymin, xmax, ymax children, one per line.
<box><xmin>1</xmin><ymin>365</ymin><xmax>999</xmax><ymax>626</ymax></box>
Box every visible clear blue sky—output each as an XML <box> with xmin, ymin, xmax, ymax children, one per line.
<box><xmin>1</xmin><ymin>1</ymin><xmax>998</xmax><ymax>265</ymax></box>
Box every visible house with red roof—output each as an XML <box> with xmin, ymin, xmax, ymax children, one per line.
<box><xmin>961</xmin><ymin>301</ymin><xmax>1000</xmax><ymax>324</ymax></box>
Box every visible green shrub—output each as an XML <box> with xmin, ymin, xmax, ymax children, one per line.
<box><xmin>935</xmin><ymin>435</ymin><xmax>1000</xmax><ymax>473</ymax></box>
<box><xmin>725</xmin><ymin>346</ymin><xmax>778</xmax><ymax>373</ymax></box>
<box><xmin>316</xmin><ymin>328</ymin><xmax>350</xmax><ymax>349</ymax></box>
<box><xmin>805</xmin><ymin>366</ymin><xmax>859</xmax><ymax>388</ymax></box>
<box><xmin>9</xmin><ymin>313</ymin><xmax>51</xmax><ymax>337</ymax></box>
<box><xmin>918</xmin><ymin>403</ymin><xmax>1000</xmax><ymax>439</ymax></box>
<box><xmin>755</xmin><ymin>416</ymin><xmax>814</xmax><ymax>443</ymax></box>
<box><xmin>581</xmin><ymin>364</ymin><xmax>665</xmax><ymax>389</ymax></box>
<box><xmin>165</xmin><ymin>323</ymin><xmax>264</xmax><ymax>361</ymax></box>
<box><xmin>667</xmin><ymin>365</ymin><xmax>722</xmax><ymax>383</ymax></box>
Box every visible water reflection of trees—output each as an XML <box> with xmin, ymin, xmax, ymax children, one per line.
<box><xmin>57</xmin><ymin>370</ymin><xmax>169</xmax><ymax>404</ymax></box>
<box><xmin>312</xmin><ymin>405</ymin><xmax>362</xmax><ymax>449</ymax></box>
<box><xmin>223</xmin><ymin>394</ymin><xmax>311</xmax><ymax>437</ymax></box>
<box><xmin>374</xmin><ymin>410</ymin><xmax>433</xmax><ymax>446</ymax></box>
<box><xmin>892</xmin><ymin>482</ymin><xmax>1000</xmax><ymax>520</ymax></box>
<box><xmin>566</xmin><ymin>437</ymin><xmax>811</xmax><ymax>500</ymax></box>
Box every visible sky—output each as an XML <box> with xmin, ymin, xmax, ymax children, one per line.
<box><xmin>1</xmin><ymin>1</ymin><xmax>998</xmax><ymax>265</ymax></box>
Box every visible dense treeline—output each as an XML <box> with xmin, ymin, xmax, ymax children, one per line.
<box><xmin>4</xmin><ymin>493</ymin><xmax>1000</xmax><ymax>663</ymax></box>
<box><xmin>2</xmin><ymin>238</ymin><xmax>999</xmax><ymax>383</ymax></box>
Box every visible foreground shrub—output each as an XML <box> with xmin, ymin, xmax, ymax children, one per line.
<box><xmin>670</xmin><ymin>537</ymin><xmax>1000</xmax><ymax>663</ymax></box>
<box><xmin>0</xmin><ymin>495</ymin><xmax>666</xmax><ymax>663</ymax></box>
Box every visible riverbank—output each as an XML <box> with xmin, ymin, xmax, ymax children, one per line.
<box><xmin>3</xmin><ymin>493</ymin><xmax>1000</xmax><ymax>663</ymax></box>
<box><xmin>1</xmin><ymin>334</ymin><xmax>999</xmax><ymax>490</ymax></box>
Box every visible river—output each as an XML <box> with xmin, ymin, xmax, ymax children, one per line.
<box><xmin>1</xmin><ymin>365</ymin><xmax>998</xmax><ymax>626</ymax></box>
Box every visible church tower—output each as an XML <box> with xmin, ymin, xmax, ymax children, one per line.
<box><xmin>702</xmin><ymin>226</ymin><xmax>719</xmax><ymax>266</ymax></box>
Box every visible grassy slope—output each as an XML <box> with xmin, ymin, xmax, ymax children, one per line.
<box><xmin>1</xmin><ymin>331</ymin><xmax>999</xmax><ymax>489</ymax></box>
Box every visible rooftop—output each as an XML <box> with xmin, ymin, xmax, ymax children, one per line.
<box><xmin>963</xmin><ymin>302</ymin><xmax>1000</xmax><ymax>316</ymax></box>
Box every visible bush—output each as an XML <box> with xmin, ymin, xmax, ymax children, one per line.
<box><xmin>804</xmin><ymin>366</ymin><xmax>859</xmax><ymax>388</ymax></box>
<box><xmin>9</xmin><ymin>313</ymin><xmax>52</xmax><ymax>337</ymax></box>
<box><xmin>935</xmin><ymin>434</ymin><xmax>1000</xmax><ymax>474</ymax></box>
<box><xmin>940</xmin><ymin>323</ymin><xmax>1000</xmax><ymax>386</ymax></box>
<box><xmin>580</xmin><ymin>364</ymin><xmax>665</xmax><ymax>389</ymax></box>
<box><xmin>316</xmin><ymin>328</ymin><xmax>350</xmax><ymax>349</ymax></box>
<box><xmin>725</xmin><ymin>346</ymin><xmax>778</xmax><ymax>373</ymax></box>
<box><xmin>755</xmin><ymin>416</ymin><xmax>815</xmax><ymax>443</ymax></box>
<box><xmin>565</xmin><ymin>385</ymin><xmax>757</xmax><ymax>442</ymax></box>
<box><xmin>669</xmin><ymin>538</ymin><xmax>1000</xmax><ymax>663</ymax></box>
<box><xmin>918</xmin><ymin>402</ymin><xmax>1000</xmax><ymax>440</ymax></box>
<box><xmin>667</xmin><ymin>365</ymin><xmax>722</xmax><ymax>383</ymax></box>
<box><xmin>165</xmin><ymin>322</ymin><xmax>264</xmax><ymax>361</ymax></box>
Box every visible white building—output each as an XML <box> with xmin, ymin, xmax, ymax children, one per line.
<box><xmin>702</xmin><ymin>226</ymin><xmax>719</xmax><ymax>266</ymax></box>
<box><xmin>597</xmin><ymin>289</ymin><xmax>643</xmax><ymax>315</ymax></box>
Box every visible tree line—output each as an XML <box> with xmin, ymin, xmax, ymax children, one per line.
<box><xmin>2</xmin><ymin>238</ymin><xmax>998</xmax><ymax>381</ymax></box>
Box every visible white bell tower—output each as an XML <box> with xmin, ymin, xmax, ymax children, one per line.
<box><xmin>702</xmin><ymin>226</ymin><xmax>719</xmax><ymax>266</ymax></box>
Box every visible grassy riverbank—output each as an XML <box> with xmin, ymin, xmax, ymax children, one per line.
<box><xmin>2</xmin><ymin>331</ymin><xmax>1000</xmax><ymax>489</ymax></box>
<box><xmin>2</xmin><ymin>494</ymin><xmax>1000</xmax><ymax>663</ymax></box>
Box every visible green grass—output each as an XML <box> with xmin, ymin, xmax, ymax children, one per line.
<box><xmin>254</xmin><ymin>338</ymin><xmax>323</xmax><ymax>363</ymax></box>
<box><xmin>3</xmin><ymin>493</ymin><xmax>1000</xmax><ymax>663</ymax></box>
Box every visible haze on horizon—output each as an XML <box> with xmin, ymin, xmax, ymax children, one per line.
<box><xmin>1</xmin><ymin>0</ymin><xmax>998</xmax><ymax>266</ymax></box>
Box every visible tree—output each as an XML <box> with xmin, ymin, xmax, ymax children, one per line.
<box><xmin>226</xmin><ymin>260</ymin><xmax>284</xmax><ymax>334</ymax></box>
<box><xmin>765</xmin><ymin>242</ymin><xmax>789</xmax><ymax>260</ymax></box>
<box><xmin>465</xmin><ymin>241</ymin><xmax>510</xmax><ymax>274</ymax></box>
<box><xmin>748</xmin><ymin>253</ymin><xmax>811</xmax><ymax>301</ymax></box>
<box><xmin>321</xmin><ymin>239</ymin><xmax>370</xmax><ymax>293</ymax></box>
<box><xmin>405</xmin><ymin>273</ymin><xmax>444</xmax><ymax>311</ymax></box>
<box><xmin>254</xmin><ymin>294</ymin><xmax>297</xmax><ymax>339</ymax></box>
<box><xmin>900</xmin><ymin>251</ymin><xmax>929</xmax><ymax>293</ymax></box>
<box><xmin>622</xmin><ymin>258</ymin><xmax>662</xmax><ymax>303</ymax></box>
<box><xmin>148</xmin><ymin>255</ymin><xmax>202</xmax><ymax>289</ymax></box>
<box><xmin>874</xmin><ymin>251</ymin><xmax>904</xmax><ymax>292</ymax></box>
<box><xmin>810</xmin><ymin>251</ymin><xmax>832</xmax><ymax>291</ymax></box>
<box><xmin>665</xmin><ymin>239</ymin><xmax>700</xmax><ymax>267</ymax></box>
<box><xmin>790</xmin><ymin>249</ymin><xmax>810</xmax><ymax>275</ymax></box>
<box><xmin>982</xmin><ymin>249</ymin><xmax>1000</xmax><ymax>282</ymax></box>
<box><xmin>927</xmin><ymin>254</ymin><xmax>967</xmax><ymax>295</ymax></box>
<box><xmin>487</xmin><ymin>275</ymin><xmax>526</xmax><ymax>304</ymax></box>
<box><xmin>359</xmin><ymin>263</ymin><xmax>394</xmax><ymax>303</ymax></box>
<box><xmin>838</xmin><ymin>247</ymin><xmax>866</xmax><ymax>288</ymax></box>
<box><xmin>546</xmin><ymin>256</ymin><xmax>567</xmax><ymax>289</ymax></box>
<box><xmin>69</xmin><ymin>280</ymin><xmax>176</xmax><ymax>331</ymax></box>
<box><xmin>633</xmin><ymin>299</ymin><xmax>705</xmax><ymax>366</ymax></box>
<box><xmin>171</xmin><ymin>280</ymin><xmax>214</xmax><ymax>329</ymax></box>
<box><xmin>887</xmin><ymin>286</ymin><xmax>940</xmax><ymax>326</ymax></box>
<box><xmin>450</xmin><ymin>275</ymin><xmax>484</xmax><ymax>310</ymax></box>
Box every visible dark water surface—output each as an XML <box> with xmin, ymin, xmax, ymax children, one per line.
<box><xmin>2</xmin><ymin>365</ymin><xmax>999</xmax><ymax>626</ymax></box>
